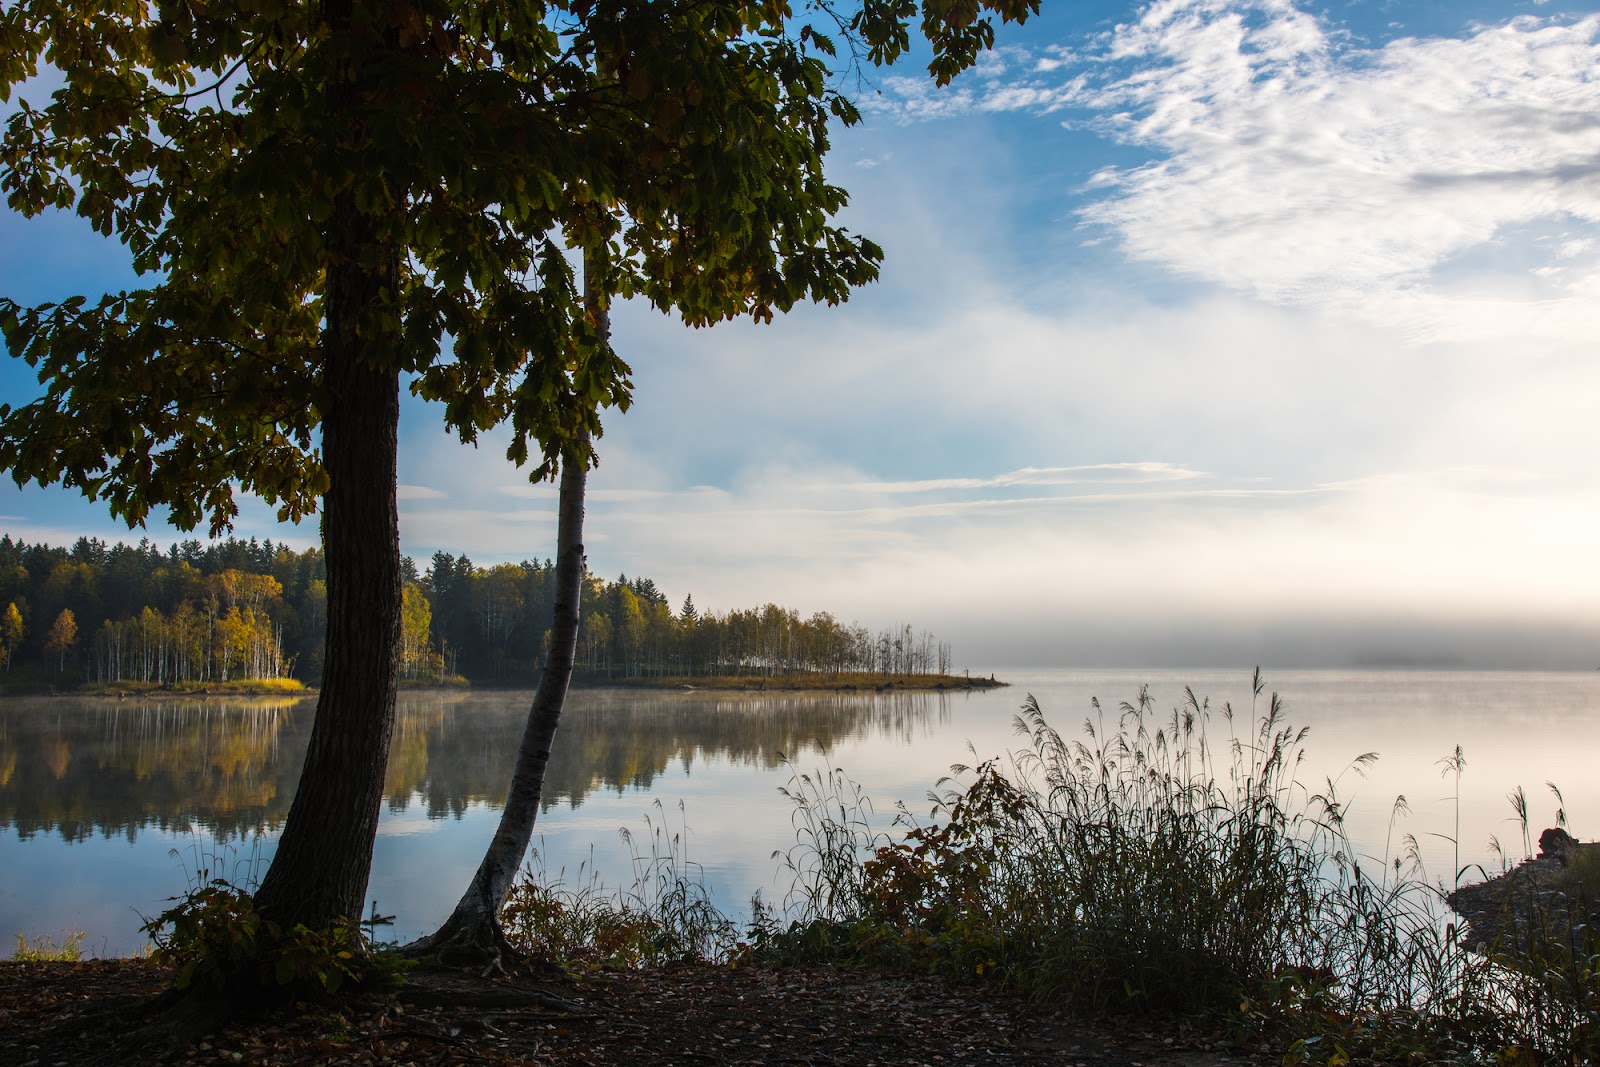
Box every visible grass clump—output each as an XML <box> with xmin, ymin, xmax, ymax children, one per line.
<box><xmin>11</xmin><ymin>931</ymin><xmax>85</xmax><ymax>962</ymax></box>
<box><xmin>758</xmin><ymin>674</ymin><xmax>1342</xmax><ymax>1014</ymax></box>
<box><xmin>502</xmin><ymin>801</ymin><xmax>740</xmax><ymax>970</ymax></box>
<box><xmin>138</xmin><ymin>844</ymin><xmax>410</xmax><ymax>998</ymax></box>
<box><xmin>1554</xmin><ymin>845</ymin><xmax>1600</xmax><ymax>899</ymax></box>
<box><xmin>209</xmin><ymin>678</ymin><xmax>307</xmax><ymax>695</ymax></box>
<box><xmin>140</xmin><ymin>880</ymin><xmax>411</xmax><ymax>997</ymax></box>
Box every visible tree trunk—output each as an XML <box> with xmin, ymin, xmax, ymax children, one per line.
<box><xmin>248</xmin><ymin>0</ymin><xmax>405</xmax><ymax>936</ymax></box>
<box><xmin>407</xmin><ymin>263</ymin><xmax>600</xmax><ymax>968</ymax></box>
<box><xmin>251</xmin><ymin>192</ymin><xmax>403</xmax><ymax>930</ymax></box>
<box><xmin>252</xmin><ymin>342</ymin><xmax>401</xmax><ymax>932</ymax></box>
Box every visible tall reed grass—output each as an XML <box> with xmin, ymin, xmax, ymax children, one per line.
<box><xmin>503</xmin><ymin>674</ymin><xmax>1598</xmax><ymax>1064</ymax></box>
<box><xmin>501</xmin><ymin>800</ymin><xmax>740</xmax><ymax>969</ymax></box>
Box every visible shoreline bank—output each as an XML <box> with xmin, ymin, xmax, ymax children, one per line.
<box><xmin>5</xmin><ymin>672</ymin><xmax>1006</xmax><ymax>698</ymax></box>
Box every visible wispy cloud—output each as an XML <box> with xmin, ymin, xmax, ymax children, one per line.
<box><xmin>1080</xmin><ymin>6</ymin><xmax>1600</xmax><ymax>334</ymax></box>
<box><xmin>818</xmin><ymin>462</ymin><xmax>1206</xmax><ymax>493</ymax></box>
<box><xmin>870</xmin><ymin>3</ymin><xmax>1600</xmax><ymax>338</ymax></box>
<box><xmin>495</xmin><ymin>451</ymin><xmax>1600</xmax><ymax>666</ymax></box>
<box><xmin>495</xmin><ymin>485</ymin><xmax>671</xmax><ymax>502</ymax></box>
<box><xmin>397</xmin><ymin>484</ymin><xmax>448</xmax><ymax>501</ymax></box>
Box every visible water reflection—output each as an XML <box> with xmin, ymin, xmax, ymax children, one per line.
<box><xmin>5</xmin><ymin>671</ymin><xmax>1597</xmax><ymax>957</ymax></box>
<box><xmin>0</xmin><ymin>698</ymin><xmax>307</xmax><ymax>842</ymax></box>
<box><xmin>0</xmin><ymin>689</ymin><xmax>950</xmax><ymax>841</ymax></box>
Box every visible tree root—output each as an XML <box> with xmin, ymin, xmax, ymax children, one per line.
<box><xmin>403</xmin><ymin>908</ymin><xmax>567</xmax><ymax>980</ymax></box>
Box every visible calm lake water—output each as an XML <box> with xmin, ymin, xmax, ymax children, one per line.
<box><xmin>2</xmin><ymin>668</ymin><xmax>1595</xmax><ymax>956</ymax></box>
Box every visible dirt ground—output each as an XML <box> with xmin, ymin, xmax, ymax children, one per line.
<box><xmin>0</xmin><ymin>958</ymin><xmax>1287</xmax><ymax>1067</ymax></box>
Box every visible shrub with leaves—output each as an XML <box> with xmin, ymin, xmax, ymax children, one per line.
<box><xmin>140</xmin><ymin>880</ymin><xmax>408</xmax><ymax>998</ymax></box>
<box><xmin>825</xmin><ymin>681</ymin><xmax>1342</xmax><ymax>1012</ymax></box>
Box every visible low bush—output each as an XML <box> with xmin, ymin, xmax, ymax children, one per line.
<box><xmin>140</xmin><ymin>880</ymin><xmax>409</xmax><ymax>998</ymax></box>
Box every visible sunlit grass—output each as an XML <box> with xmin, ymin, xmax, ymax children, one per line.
<box><xmin>10</xmin><ymin>931</ymin><xmax>85</xmax><ymax>962</ymax></box>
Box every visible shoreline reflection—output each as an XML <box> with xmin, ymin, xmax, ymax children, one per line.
<box><xmin>0</xmin><ymin>689</ymin><xmax>951</xmax><ymax>841</ymax></box>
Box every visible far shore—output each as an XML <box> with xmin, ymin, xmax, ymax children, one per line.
<box><xmin>0</xmin><ymin>679</ymin><xmax>315</xmax><ymax>699</ymax></box>
<box><xmin>592</xmin><ymin>671</ymin><xmax>1007</xmax><ymax>693</ymax></box>
<box><xmin>1</xmin><ymin>671</ymin><xmax>1005</xmax><ymax>698</ymax></box>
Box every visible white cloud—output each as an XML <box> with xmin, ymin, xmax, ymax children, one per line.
<box><xmin>868</xmin><ymin>4</ymin><xmax>1600</xmax><ymax>339</ymax></box>
<box><xmin>397</xmin><ymin>484</ymin><xmax>447</xmax><ymax>501</ymax></box>
<box><xmin>390</xmin><ymin>280</ymin><xmax>1600</xmax><ymax>663</ymax></box>
<box><xmin>541</xmin><ymin>450</ymin><xmax>1600</xmax><ymax>666</ymax></box>
<box><xmin>819</xmin><ymin>462</ymin><xmax>1207</xmax><ymax>493</ymax></box>
<box><xmin>1077</xmin><ymin>6</ymin><xmax>1600</xmax><ymax>335</ymax></box>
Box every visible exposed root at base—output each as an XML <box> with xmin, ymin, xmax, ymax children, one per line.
<box><xmin>404</xmin><ymin>913</ymin><xmax>525</xmax><ymax>973</ymax></box>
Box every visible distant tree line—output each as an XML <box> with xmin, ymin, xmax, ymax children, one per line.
<box><xmin>0</xmin><ymin>535</ymin><xmax>955</xmax><ymax>685</ymax></box>
<box><xmin>423</xmin><ymin>552</ymin><xmax>954</xmax><ymax>682</ymax></box>
<box><xmin>0</xmin><ymin>535</ymin><xmax>330</xmax><ymax>685</ymax></box>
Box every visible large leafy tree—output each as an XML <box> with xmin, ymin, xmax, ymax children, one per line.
<box><xmin>0</xmin><ymin>0</ymin><xmax>1037</xmax><ymax>946</ymax></box>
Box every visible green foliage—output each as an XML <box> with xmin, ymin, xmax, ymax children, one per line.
<box><xmin>0</xmin><ymin>0</ymin><xmax>1037</xmax><ymax>535</ymax></box>
<box><xmin>0</xmin><ymin>529</ymin><xmax>960</xmax><ymax>687</ymax></box>
<box><xmin>10</xmin><ymin>930</ymin><xmax>84</xmax><ymax>962</ymax></box>
<box><xmin>422</xmin><ymin>548</ymin><xmax>960</xmax><ymax>682</ymax></box>
<box><xmin>1488</xmin><ymin>906</ymin><xmax>1600</xmax><ymax>1065</ymax></box>
<box><xmin>1555</xmin><ymin>845</ymin><xmax>1600</xmax><ymax>900</ymax></box>
<box><xmin>140</xmin><ymin>880</ymin><xmax>410</xmax><ymax>998</ymax></box>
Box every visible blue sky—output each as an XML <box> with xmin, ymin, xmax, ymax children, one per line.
<box><xmin>5</xmin><ymin>0</ymin><xmax>1600</xmax><ymax>668</ymax></box>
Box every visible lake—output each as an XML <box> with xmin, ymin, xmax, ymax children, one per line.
<box><xmin>2</xmin><ymin>668</ymin><xmax>1595</xmax><ymax>957</ymax></box>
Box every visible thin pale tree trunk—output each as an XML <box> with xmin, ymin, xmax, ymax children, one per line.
<box><xmin>407</xmin><ymin>259</ymin><xmax>599</xmax><ymax>967</ymax></box>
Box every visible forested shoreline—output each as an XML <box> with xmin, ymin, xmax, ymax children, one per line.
<box><xmin>0</xmin><ymin>534</ymin><xmax>965</xmax><ymax>690</ymax></box>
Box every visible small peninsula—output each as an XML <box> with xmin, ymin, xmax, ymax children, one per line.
<box><xmin>597</xmin><ymin>670</ymin><xmax>1007</xmax><ymax>693</ymax></box>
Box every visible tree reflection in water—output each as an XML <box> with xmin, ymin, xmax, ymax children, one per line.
<box><xmin>0</xmin><ymin>697</ymin><xmax>308</xmax><ymax>842</ymax></box>
<box><xmin>0</xmin><ymin>690</ymin><xmax>949</xmax><ymax>842</ymax></box>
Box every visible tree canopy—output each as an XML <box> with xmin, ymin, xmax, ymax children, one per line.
<box><xmin>1</xmin><ymin>0</ymin><xmax>1034</xmax><ymax>526</ymax></box>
